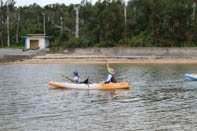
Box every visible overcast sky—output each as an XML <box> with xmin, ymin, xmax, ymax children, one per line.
<box><xmin>3</xmin><ymin>0</ymin><xmax>128</xmax><ymax>7</ymax></box>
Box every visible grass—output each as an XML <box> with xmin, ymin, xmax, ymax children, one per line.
<box><xmin>49</xmin><ymin>47</ymin><xmax>63</xmax><ymax>53</ymax></box>
<box><xmin>0</xmin><ymin>44</ymin><xmax>25</xmax><ymax>49</ymax></box>
<box><xmin>180</xmin><ymin>42</ymin><xmax>197</xmax><ymax>47</ymax></box>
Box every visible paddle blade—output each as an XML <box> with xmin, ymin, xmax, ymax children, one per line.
<box><xmin>61</xmin><ymin>73</ymin><xmax>65</xmax><ymax>77</ymax></box>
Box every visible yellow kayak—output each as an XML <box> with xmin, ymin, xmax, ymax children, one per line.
<box><xmin>48</xmin><ymin>81</ymin><xmax>130</xmax><ymax>90</ymax></box>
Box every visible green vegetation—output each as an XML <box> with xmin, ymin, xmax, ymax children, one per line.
<box><xmin>0</xmin><ymin>44</ymin><xmax>25</xmax><ymax>49</ymax></box>
<box><xmin>0</xmin><ymin>0</ymin><xmax>197</xmax><ymax>48</ymax></box>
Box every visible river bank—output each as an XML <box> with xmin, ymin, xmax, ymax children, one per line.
<box><xmin>1</xmin><ymin>47</ymin><xmax>197</xmax><ymax>64</ymax></box>
<box><xmin>0</xmin><ymin>49</ymin><xmax>48</xmax><ymax>63</ymax></box>
<box><xmin>3</xmin><ymin>54</ymin><xmax>197</xmax><ymax>65</ymax></box>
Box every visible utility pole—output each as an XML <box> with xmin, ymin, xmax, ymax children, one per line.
<box><xmin>7</xmin><ymin>0</ymin><xmax>10</xmax><ymax>46</ymax></box>
<box><xmin>74</xmin><ymin>6</ymin><xmax>80</xmax><ymax>38</ymax></box>
<box><xmin>42</xmin><ymin>12</ymin><xmax>46</xmax><ymax>36</ymax></box>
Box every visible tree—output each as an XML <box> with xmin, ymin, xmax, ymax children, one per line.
<box><xmin>74</xmin><ymin>6</ymin><xmax>80</xmax><ymax>38</ymax></box>
<box><xmin>16</xmin><ymin>8</ymin><xmax>20</xmax><ymax>43</ymax></box>
<box><xmin>0</xmin><ymin>0</ymin><xmax>7</xmax><ymax>46</ymax></box>
<box><xmin>1</xmin><ymin>0</ymin><xmax>197</xmax><ymax>48</ymax></box>
<box><xmin>6</xmin><ymin>0</ymin><xmax>10</xmax><ymax>46</ymax></box>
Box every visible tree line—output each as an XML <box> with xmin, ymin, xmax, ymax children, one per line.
<box><xmin>0</xmin><ymin>0</ymin><xmax>197</xmax><ymax>48</ymax></box>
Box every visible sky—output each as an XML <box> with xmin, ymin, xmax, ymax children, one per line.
<box><xmin>3</xmin><ymin>0</ymin><xmax>129</xmax><ymax>7</ymax></box>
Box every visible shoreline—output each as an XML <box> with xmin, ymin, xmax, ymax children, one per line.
<box><xmin>1</xmin><ymin>47</ymin><xmax>197</xmax><ymax>65</ymax></box>
<box><xmin>1</xmin><ymin>54</ymin><xmax>197</xmax><ymax>65</ymax></box>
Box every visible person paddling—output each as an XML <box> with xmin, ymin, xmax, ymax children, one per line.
<box><xmin>104</xmin><ymin>62</ymin><xmax>117</xmax><ymax>84</ymax></box>
<box><xmin>61</xmin><ymin>71</ymin><xmax>80</xmax><ymax>83</ymax></box>
<box><xmin>73</xmin><ymin>71</ymin><xmax>80</xmax><ymax>83</ymax></box>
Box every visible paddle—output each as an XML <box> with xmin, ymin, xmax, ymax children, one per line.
<box><xmin>104</xmin><ymin>56</ymin><xmax>117</xmax><ymax>83</ymax></box>
<box><xmin>97</xmin><ymin>57</ymin><xmax>108</xmax><ymax>85</ymax></box>
<box><xmin>104</xmin><ymin>57</ymin><xmax>111</xmax><ymax>73</ymax></box>
<box><xmin>61</xmin><ymin>73</ymin><xmax>74</xmax><ymax>83</ymax></box>
<box><xmin>61</xmin><ymin>73</ymin><xmax>89</xmax><ymax>84</ymax></box>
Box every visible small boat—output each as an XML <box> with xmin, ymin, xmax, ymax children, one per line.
<box><xmin>48</xmin><ymin>81</ymin><xmax>130</xmax><ymax>90</ymax></box>
<box><xmin>184</xmin><ymin>73</ymin><xmax>197</xmax><ymax>80</ymax></box>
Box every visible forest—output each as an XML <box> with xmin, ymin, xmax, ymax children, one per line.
<box><xmin>0</xmin><ymin>0</ymin><xmax>197</xmax><ymax>48</ymax></box>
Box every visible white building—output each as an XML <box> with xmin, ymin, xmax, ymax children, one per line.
<box><xmin>22</xmin><ymin>34</ymin><xmax>50</xmax><ymax>49</ymax></box>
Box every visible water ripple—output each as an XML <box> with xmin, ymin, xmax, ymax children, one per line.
<box><xmin>0</xmin><ymin>64</ymin><xmax>197</xmax><ymax>130</ymax></box>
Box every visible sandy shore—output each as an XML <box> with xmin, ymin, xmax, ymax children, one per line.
<box><xmin>2</xmin><ymin>54</ymin><xmax>197</xmax><ymax>65</ymax></box>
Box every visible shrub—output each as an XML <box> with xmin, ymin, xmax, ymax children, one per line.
<box><xmin>128</xmin><ymin>31</ymin><xmax>153</xmax><ymax>47</ymax></box>
<box><xmin>63</xmin><ymin>37</ymin><xmax>87</xmax><ymax>48</ymax></box>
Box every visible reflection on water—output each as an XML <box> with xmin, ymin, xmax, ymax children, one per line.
<box><xmin>0</xmin><ymin>64</ymin><xmax>197</xmax><ymax>130</ymax></box>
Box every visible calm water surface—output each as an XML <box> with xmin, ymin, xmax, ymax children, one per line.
<box><xmin>0</xmin><ymin>64</ymin><xmax>197</xmax><ymax>131</ymax></box>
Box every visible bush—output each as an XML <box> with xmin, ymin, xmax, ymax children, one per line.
<box><xmin>49</xmin><ymin>47</ymin><xmax>62</xmax><ymax>53</ymax></box>
<box><xmin>128</xmin><ymin>31</ymin><xmax>153</xmax><ymax>47</ymax></box>
<box><xmin>50</xmin><ymin>37</ymin><xmax>62</xmax><ymax>47</ymax></box>
<box><xmin>0</xmin><ymin>44</ymin><xmax>25</xmax><ymax>49</ymax></box>
<box><xmin>94</xmin><ymin>42</ymin><xmax>107</xmax><ymax>47</ymax></box>
<box><xmin>63</xmin><ymin>37</ymin><xmax>87</xmax><ymax>48</ymax></box>
<box><xmin>179</xmin><ymin>42</ymin><xmax>197</xmax><ymax>47</ymax></box>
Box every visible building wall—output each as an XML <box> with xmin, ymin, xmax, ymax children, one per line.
<box><xmin>26</xmin><ymin>38</ymin><xmax>48</xmax><ymax>49</ymax></box>
<box><xmin>46</xmin><ymin>39</ymin><xmax>49</xmax><ymax>48</ymax></box>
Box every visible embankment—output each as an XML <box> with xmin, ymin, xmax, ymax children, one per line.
<box><xmin>2</xmin><ymin>47</ymin><xmax>197</xmax><ymax>64</ymax></box>
<box><xmin>63</xmin><ymin>47</ymin><xmax>197</xmax><ymax>58</ymax></box>
<box><xmin>0</xmin><ymin>49</ymin><xmax>48</xmax><ymax>63</ymax></box>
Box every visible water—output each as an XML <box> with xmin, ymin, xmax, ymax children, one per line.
<box><xmin>0</xmin><ymin>64</ymin><xmax>197</xmax><ymax>131</ymax></box>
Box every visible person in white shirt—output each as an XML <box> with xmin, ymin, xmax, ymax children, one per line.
<box><xmin>104</xmin><ymin>62</ymin><xmax>117</xmax><ymax>84</ymax></box>
<box><xmin>73</xmin><ymin>71</ymin><xmax>80</xmax><ymax>83</ymax></box>
<box><xmin>61</xmin><ymin>71</ymin><xmax>80</xmax><ymax>83</ymax></box>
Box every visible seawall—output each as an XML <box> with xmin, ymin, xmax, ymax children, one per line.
<box><xmin>2</xmin><ymin>47</ymin><xmax>197</xmax><ymax>64</ymax></box>
<box><xmin>0</xmin><ymin>49</ymin><xmax>48</xmax><ymax>63</ymax></box>
<box><xmin>63</xmin><ymin>47</ymin><xmax>197</xmax><ymax>58</ymax></box>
